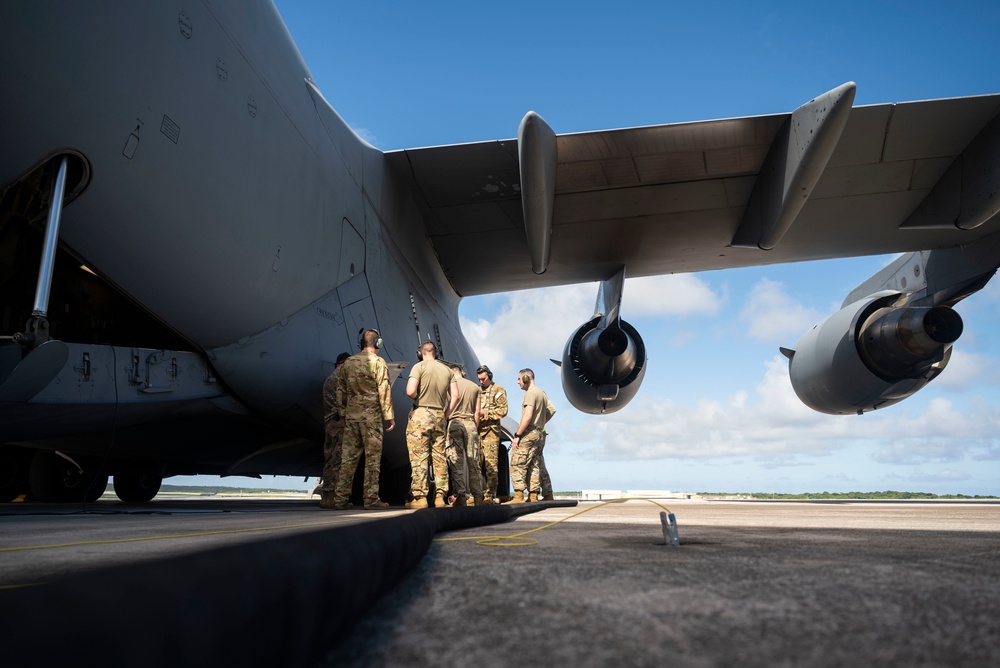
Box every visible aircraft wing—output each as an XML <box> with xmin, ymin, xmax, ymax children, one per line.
<box><xmin>384</xmin><ymin>91</ymin><xmax>1000</xmax><ymax>296</ymax></box>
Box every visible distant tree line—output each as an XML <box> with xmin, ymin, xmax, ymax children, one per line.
<box><xmin>159</xmin><ymin>485</ymin><xmax>307</xmax><ymax>495</ymax></box>
<box><xmin>729</xmin><ymin>491</ymin><xmax>998</xmax><ymax>500</ymax></box>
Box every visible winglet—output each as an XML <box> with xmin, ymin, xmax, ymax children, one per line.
<box><xmin>518</xmin><ymin>111</ymin><xmax>557</xmax><ymax>274</ymax></box>
<box><xmin>732</xmin><ymin>82</ymin><xmax>856</xmax><ymax>250</ymax></box>
<box><xmin>779</xmin><ymin>347</ymin><xmax>795</xmax><ymax>360</ymax></box>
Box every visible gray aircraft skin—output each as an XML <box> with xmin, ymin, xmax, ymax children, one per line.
<box><xmin>2</xmin><ymin>1</ymin><xmax>1000</xmax><ymax>502</ymax></box>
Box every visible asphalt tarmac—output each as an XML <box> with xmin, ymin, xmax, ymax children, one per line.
<box><xmin>3</xmin><ymin>497</ymin><xmax>999</xmax><ymax>666</ymax></box>
<box><xmin>325</xmin><ymin>498</ymin><xmax>1000</xmax><ymax>667</ymax></box>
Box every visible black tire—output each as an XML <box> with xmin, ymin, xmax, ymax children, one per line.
<box><xmin>0</xmin><ymin>446</ymin><xmax>33</xmax><ymax>502</ymax></box>
<box><xmin>113</xmin><ymin>470</ymin><xmax>162</xmax><ymax>503</ymax></box>
<box><xmin>84</xmin><ymin>474</ymin><xmax>109</xmax><ymax>502</ymax></box>
<box><xmin>28</xmin><ymin>450</ymin><xmax>93</xmax><ymax>503</ymax></box>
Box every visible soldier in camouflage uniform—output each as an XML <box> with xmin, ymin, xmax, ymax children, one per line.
<box><xmin>328</xmin><ymin>329</ymin><xmax>395</xmax><ymax>510</ymax></box>
<box><xmin>529</xmin><ymin>392</ymin><xmax>557</xmax><ymax>501</ymax></box>
<box><xmin>510</xmin><ymin>368</ymin><xmax>555</xmax><ymax>503</ymax></box>
<box><xmin>445</xmin><ymin>364</ymin><xmax>483</xmax><ymax>506</ymax></box>
<box><xmin>404</xmin><ymin>340</ymin><xmax>458</xmax><ymax>509</ymax></box>
<box><xmin>318</xmin><ymin>351</ymin><xmax>351</xmax><ymax>507</ymax></box>
<box><xmin>476</xmin><ymin>364</ymin><xmax>507</xmax><ymax>504</ymax></box>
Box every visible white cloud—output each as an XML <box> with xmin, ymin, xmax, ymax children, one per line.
<box><xmin>587</xmin><ymin>357</ymin><xmax>849</xmax><ymax>462</ymax></box>
<box><xmin>624</xmin><ymin>274</ymin><xmax>725</xmax><ymax>317</ymax></box>
<box><xmin>573</xmin><ymin>361</ymin><xmax>1000</xmax><ymax>468</ymax></box>
<box><xmin>460</xmin><ymin>283</ymin><xmax>592</xmax><ymax>368</ymax></box>
<box><xmin>872</xmin><ymin>441</ymin><xmax>965</xmax><ymax>465</ymax></box>
<box><xmin>908</xmin><ymin>469</ymin><xmax>972</xmax><ymax>484</ymax></box>
<box><xmin>932</xmin><ymin>349</ymin><xmax>996</xmax><ymax>390</ymax></box>
<box><xmin>738</xmin><ymin>278</ymin><xmax>825</xmax><ymax>344</ymax></box>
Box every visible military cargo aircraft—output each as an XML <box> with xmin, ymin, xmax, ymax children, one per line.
<box><xmin>2</xmin><ymin>1</ymin><xmax>999</xmax><ymax>503</ymax></box>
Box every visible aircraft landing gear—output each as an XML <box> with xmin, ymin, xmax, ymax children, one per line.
<box><xmin>27</xmin><ymin>450</ymin><xmax>108</xmax><ymax>503</ymax></box>
<box><xmin>113</xmin><ymin>468</ymin><xmax>162</xmax><ymax>503</ymax></box>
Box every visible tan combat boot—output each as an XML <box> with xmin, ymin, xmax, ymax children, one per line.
<box><xmin>528</xmin><ymin>491</ymin><xmax>539</xmax><ymax>502</ymax></box>
<box><xmin>472</xmin><ymin>494</ymin><xmax>484</xmax><ymax>507</ymax></box>
<box><xmin>433</xmin><ymin>492</ymin><xmax>447</xmax><ymax>508</ymax></box>
<box><xmin>364</xmin><ymin>500</ymin><xmax>390</xmax><ymax>509</ymax></box>
<box><xmin>404</xmin><ymin>497</ymin><xmax>428</xmax><ymax>509</ymax></box>
<box><xmin>509</xmin><ymin>491</ymin><xmax>525</xmax><ymax>504</ymax></box>
<box><xmin>319</xmin><ymin>491</ymin><xmax>338</xmax><ymax>509</ymax></box>
<box><xmin>482</xmin><ymin>493</ymin><xmax>494</xmax><ymax>505</ymax></box>
<box><xmin>453</xmin><ymin>495</ymin><xmax>468</xmax><ymax>507</ymax></box>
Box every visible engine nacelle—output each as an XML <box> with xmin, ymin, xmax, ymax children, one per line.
<box><xmin>561</xmin><ymin>316</ymin><xmax>646</xmax><ymax>414</ymax></box>
<box><xmin>787</xmin><ymin>292</ymin><xmax>963</xmax><ymax>414</ymax></box>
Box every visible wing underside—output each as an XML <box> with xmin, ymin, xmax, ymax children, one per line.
<box><xmin>385</xmin><ymin>91</ymin><xmax>1000</xmax><ymax>296</ymax></box>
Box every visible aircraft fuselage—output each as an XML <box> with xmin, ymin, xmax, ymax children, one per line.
<box><xmin>0</xmin><ymin>2</ymin><xmax>480</xmax><ymax>477</ymax></box>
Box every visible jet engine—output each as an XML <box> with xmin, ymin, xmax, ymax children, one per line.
<box><xmin>785</xmin><ymin>292</ymin><xmax>963</xmax><ymax>415</ymax></box>
<box><xmin>561</xmin><ymin>316</ymin><xmax>646</xmax><ymax>414</ymax></box>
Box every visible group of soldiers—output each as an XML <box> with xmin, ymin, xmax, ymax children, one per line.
<box><xmin>318</xmin><ymin>328</ymin><xmax>555</xmax><ymax>509</ymax></box>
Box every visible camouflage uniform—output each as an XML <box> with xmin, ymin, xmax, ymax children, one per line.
<box><xmin>320</xmin><ymin>369</ymin><xmax>345</xmax><ymax>494</ymax></box>
<box><xmin>511</xmin><ymin>384</ymin><xmax>555</xmax><ymax>495</ymax></box>
<box><xmin>447</xmin><ymin>376</ymin><xmax>483</xmax><ymax>501</ymax></box>
<box><xmin>332</xmin><ymin>351</ymin><xmax>394</xmax><ymax>506</ymax></box>
<box><xmin>510</xmin><ymin>428</ymin><xmax>544</xmax><ymax>493</ymax></box>
<box><xmin>406</xmin><ymin>359</ymin><xmax>454</xmax><ymax>501</ymax></box>
<box><xmin>477</xmin><ymin>380</ymin><xmax>507</xmax><ymax>500</ymax></box>
<box><xmin>528</xmin><ymin>395</ymin><xmax>557</xmax><ymax>497</ymax></box>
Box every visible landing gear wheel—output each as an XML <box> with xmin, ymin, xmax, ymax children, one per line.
<box><xmin>28</xmin><ymin>450</ymin><xmax>102</xmax><ymax>503</ymax></box>
<box><xmin>0</xmin><ymin>446</ymin><xmax>33</xmax><ymax>502</ymax></box>
<box><xmin>84</xmin><ymin>474</ymin><xmax>109</xmax><ymax>502</ymax></box>
<box><xmin>113</xmin><ymin>470</ymin><xmax>162</xmax><ymax>503</ymax></box>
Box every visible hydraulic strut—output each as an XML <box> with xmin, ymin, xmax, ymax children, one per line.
<box><xmin>17</xmin><ymin>156</ymin><xmax>69</xmax><ymax>348</ymax></box>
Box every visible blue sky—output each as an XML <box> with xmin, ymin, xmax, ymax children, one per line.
<box><xmin>203</xmin><ymin>0</ymin><xmax>1000</xmax><ymax>494</ymax></box>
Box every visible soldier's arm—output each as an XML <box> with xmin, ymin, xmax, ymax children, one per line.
<box><xmin>335</xmin><ymin>366</ymin><xmax>347</xmax><ymax>417</ymax></box>
<box><xmin>478</xmin><ymin>392</ymin><xmax>489</xmax><ymax>421</ymax></box>
<box><xmin>406</xmin><ymin>376</ymin><xmax>419</xmax><ymax>400</ymax></box>
<box><xmin>473</xmin><ymin>394</ymin><xmax>481</xmax><ymax>431</ymax></box>
<box><xmin>322</xmin><ymin>376</ymin><xmax>336</xmax><ymax>419</ymax></box>
<box><xmin>479</xmin><ymin>386</ymin><xmax>499</xmax><ymax>420</ymax></box>
<box><xmin>375</xmin><ymin>360</ymin><xmax>394</xmax><ymax>422</ymax></box>
<box><xmin>445</xmin><ymin>379</ymin><xmax>459</xmax><ymax>421</ymax></box>
<box><xmin>496</xmin><ymin>388</ymin><xmax>508</xmax><ymax>419</ymax></box>
<box><xmin>512</xmin><ymin>404</ymin><xmax>534</xmax><ymax>451</ymax></box>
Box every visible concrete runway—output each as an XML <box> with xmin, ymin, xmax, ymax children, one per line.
<box><xmin>3</xmin><ymin>497</ymin><xmax>1000</xmax><ymax>666</ymax></box>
